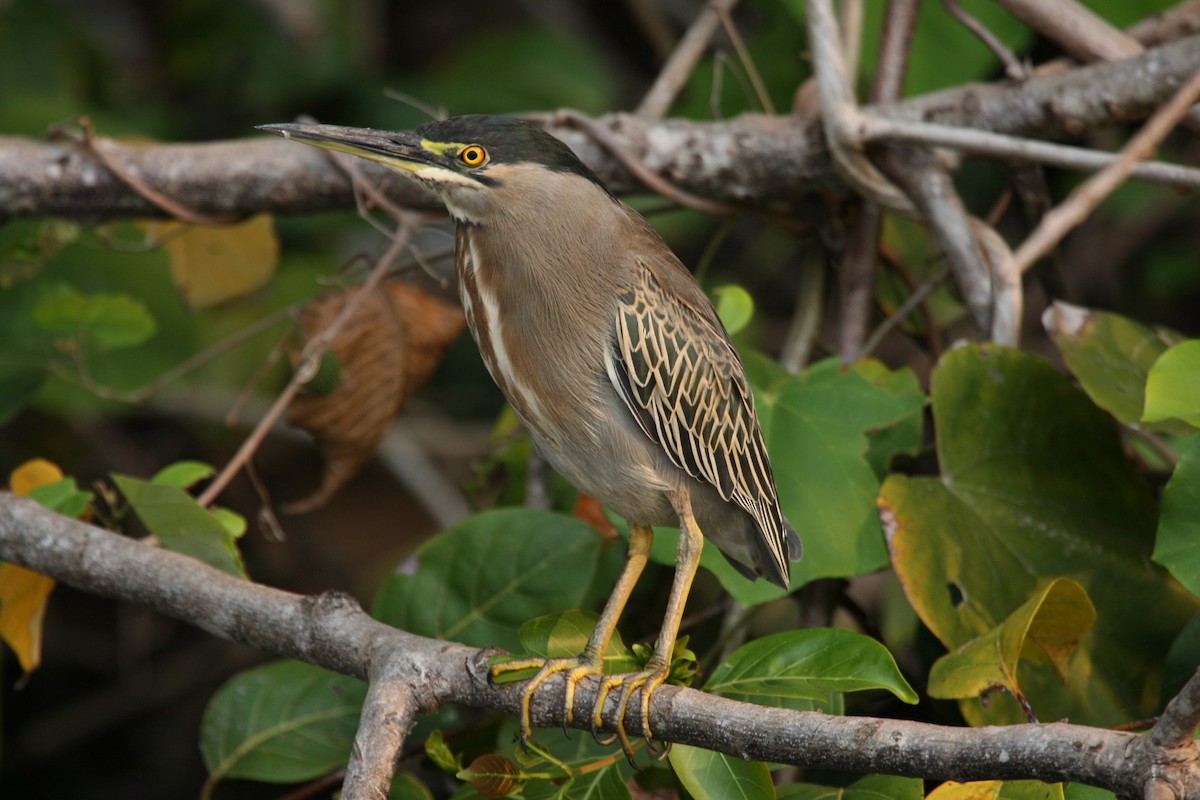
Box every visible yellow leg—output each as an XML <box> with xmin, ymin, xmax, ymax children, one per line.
<box><xmin>491</xmin><ymin>524</ymin><xmax>653</xmax><ymax>744</ymax></box>
<box><xmin>593</xmin><ymin>488</ymin><xmax>704</xmax><ymax>761</ymax></box>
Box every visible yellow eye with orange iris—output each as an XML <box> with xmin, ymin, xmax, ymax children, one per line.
<box><xmin>460</xmin><ymin>145</ymin><xmax>487</xmax><ymax>167</ymax></box>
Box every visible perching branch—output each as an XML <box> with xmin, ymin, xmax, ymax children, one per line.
<box><xmin>2</xmin><ymin>35</ymin><xmax>1199</xmax><ymax>222</ymax></box>
<box><xmin>4</xmin><ymin>492</ymin><xmax>1200</xmax><ymax>800</ymax></box>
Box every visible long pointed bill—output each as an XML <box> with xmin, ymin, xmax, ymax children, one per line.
<box><xmin>257</xmin><ymin>122</ymin><xmax>434</xmax><ymax>174</ymax></box>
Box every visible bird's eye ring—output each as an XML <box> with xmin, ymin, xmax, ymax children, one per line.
<box><xmin>460</xmin><ymin>145</ymin><xmax>487</xmax><ymax>167</ymax></box>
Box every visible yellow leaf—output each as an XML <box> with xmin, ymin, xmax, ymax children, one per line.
<box><xmin>927</xmin><ymin>579</ymin><xmax>1096</xmax><ymax>703</ymax></box>
<box><xmin>10</xmin><ymin>457</ymin><xmax>65</xmax><ymax>495</ymax></box>
<box><xmin>0</xmin><ymin>563</ymin><xmax>56</xmax><ymax>673</ymax></box>
<box><xmin>927</xmin><ymin>781</ymin><xmax>1002</xmax><ymax>800</ymax></box>
<box><xmin>149</xmin><ymin>214</ymin><xmax>279</xmax><ymax>309</ymax></box>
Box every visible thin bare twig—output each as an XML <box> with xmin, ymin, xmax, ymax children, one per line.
<box><xmin>838</xmin><ymin>0</ymin><xmax>920</xmax><ymax>362</ymax></box>
<box><xmin>856</xmin><ymin>115</ymin><xmax>1200</xmax><ymax>191</ymax></box>
<box><xmin>837</xmin><ymin>201</ymin><xmax>885</xmax><ymax>362</ymax></box>
<box><xmin>996</xmin><ymin>0</ymin><xmax>1140</xmax><ymax>62</ymax></box>
<box><xmin>715</xmin><ymin>1</ymin><xmax>775</xmax><ymax>113</ymax></box>
<box><xmin>943</xmin><ymin>0</ymin><xmax>1027</xmax><ymax>80</ymax></box>
<box><xmin>56</xmin><ymin>307</ymin><xmax>294</xmax><ymax>405</ymax></box>
<box><xmin>880</xmin><ymin>148</ymin><xmax>997</xmax><ymax>336</ymax></box>
<box><xmin>839</xmin><ymin>0</ymin><xmax>865</xmax><ymax>82</ymax></box>
<box><xmin>779</xmin><ymin>248</ymin><xmax>826</xmax><ymax>373</ymax></box>
<box><xmin>861</xmin><ymin>262</ymin><xmax>952</xmax><ymax>358</ymax></box>
<box><xmin>1008</xmin><ymin>66</ymin><xmax>1200</xmax><ymax>276</ymax></box>
<box><xmin>555</xmin><ymin>109</ymin><xmax>738</xmax><ymax>216</ymax></box>
<box><xmin>637</xmin><ymin>0</ymin><xmax>740</xmax><ymax>119</ymax></box>
<box><xmin>53</xmin><ymin>118</ymin><xmax>232</xmax><ymax>225</ymax></box>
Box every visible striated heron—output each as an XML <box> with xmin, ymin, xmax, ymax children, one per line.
<box><xmin>259</xmin><ymin>115</ymin><xmax>801</xmax><ymax>757</ymax></box>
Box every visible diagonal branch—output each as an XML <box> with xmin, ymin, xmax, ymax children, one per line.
<box><xmin>3</xmin><ymin>492</ymin><xmax>1200</xmax><ymax>799</ymax></box>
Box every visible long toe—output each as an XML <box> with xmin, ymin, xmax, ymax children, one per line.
<box><xmin>592</xmin><ymin>663</ymin><xmax>671</xmax><ymax>763</ymax></box>
<box><xmin>493</xmin><ymin>656</ymin><xmax>603</xmax><ymax>745</ymax></box>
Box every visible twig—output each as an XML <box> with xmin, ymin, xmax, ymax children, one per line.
<box><xmin>55</xmin><ymin>118</ymin><xmax>232</xmax><ymax>225</ymax></box>
<box><xmin>856</xmin><ymin>115</ymin><xmax>1200</xmax><ymax>191</ymax></box>
<box><xmin>1008</xmin><ymin>65</ymin><xmax>1200</xmax><ymax>276</ymax></box>
<box><xmin>838</xmin><ymin>0</ymin><xmax>920</xmax><ymax>362</ymax></box>
<box><xmin>555</xmin><ymin>109</ymin><xmax>738</xmax><ymax>216</ymax></box>
<box><xmin>1129</xmin><ymin>1</ymin><xmax>1200</xmax><ymax>47</ymax></box>
<box><xmin>879</xmin><ymin>148</ymin><xmax>999</xmax><ymax>337</ymax></box>
<box><xmin>1150</xmin><ymin>665</ymin><xmax>1200</xmax><ymax>749</ymax></box>
<box><xmin>637</xmin><ymin>0</ymin><xmax>740</xmax><ymax>119</ymax></box>
<box><xmin>716</xmin><ymin>3</ymin><xmax>774</xmax><ymax>114</ymax></box>
<box><xmin>995</xmin><ymin>0</ymin><xmax>1140</xmax><ymax>62</ymax></box>
<box><xmin>197</xmin><ymin>220</ymin><xmax>417</xmax><ymax>507</ymax></box>
<box><xmin>943</xmin><ymin>0</ymin><xmax>1027</xmax><ymax>80</ymax></box>
<box><xmin>779</xmin><ymin>248</ymin><xmax>826</xmax><ymax>373</ymax></box>
<box><xmin>57</xmin><ymin>307</ymin><xmax>294</xmax><ymax>404</ymax></box>
<box><xmin>837</xmin><ymin>201</ymin><xmax>885</xmax><ymax>362</ymax></box>
<box><xmin>871</xmin><ymin>0</ymin><xmax>921</xmax><ymax>102</ymax></box>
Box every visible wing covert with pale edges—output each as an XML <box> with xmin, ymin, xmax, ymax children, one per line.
<box><xmin>607</xmin><ymin>260</ymin><xmax>792</xmax><ymax>582</ymax></box>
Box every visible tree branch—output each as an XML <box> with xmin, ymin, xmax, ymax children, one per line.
<box><xmin>3</xmin><ymin>35</ymin><xmax>1198</xmax><ymax>221</ymax></box>
<box><xmin>4</xmin><ymin>491</ymin><xmax>1200</xmax><ymax>799</ymax></box>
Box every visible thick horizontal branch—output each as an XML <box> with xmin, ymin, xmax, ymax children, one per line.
<box><xmin>2</xmin><ymin>35</ymin><xmax>1198</xmax><ymax>222</ymax></box>
<box><xmin>3</xmin><ymin>493</ymin><xmax>1199</xmax><ymax>798</ymax></box>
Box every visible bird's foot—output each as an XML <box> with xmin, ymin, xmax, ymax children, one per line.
<box><xmin>490</xmin><ymin>656</ymin><xmax>604</xmax><ymax>746</ymax></box>
<box><xmin>591</xmin><ymin>659</ymin><xmax>671</xmax><ymax>763</ymax></box>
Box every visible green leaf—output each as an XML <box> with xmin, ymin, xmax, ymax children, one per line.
<box><xmin>928</xmin><ymin>579</ymin><xmax>1095</xmax><ymax>702</ymax></box>
<box><xmin>151</xmin><ymin>460</ymin><xmax>216</xmax><ymax>490</ymax></box>
<box><xmin>1144</xmin><ymin>340</ymin><xmax>1200</xmax><ymax>428</ymax></box>
<box><xmin>881</xmin><ymin>344</ymin><xmax>1198</xmax><ymax>726</ymax></box>
<box><xmin>653</xmin><ymin>357</ymin><xmax>925</xmax><ymax>606</ymax></box>
<box><xmin>1162</xmin><ymin>608</ymin><xmax>1200</xmax><ymax>706</ymax></box>
<box><xmin>27</xmin><ymin>477</ymin><xmax>92</xmax><ymax>518</ymax></box>
<box><xmin>390</xmin><ymin>772</ymin><xmax>435</xmax><ymax>800</ymax></box>
<box><xmin>1063</xmin><ymin>784</ymin><xmax>1117</xmax><ymax>800</ymax></box>
<box><xmin>32</xmin><ymin>283</ymin><xmax>156</xmax><ymax>351</ymax></box>
<box><xmin>668</xmin><ymin>744</ymin><xmax>774</xmax><ymax>800</ymax></box>
<box><xmin>0</xmin><ymin>355</ymin><xmax>46</xmax><ymax>424</ymax></box>
<box><xmin>1154</xmin><ymin>435</ymin><xmax>1200</xmax><ymax>596</ymax></box>
<box><xmin>210</xmin><ymin>506</ymin><xmax>247</xmax><ymax>538</ymax></box>
<box><xmin>516</xmin><ymin>611</ymin><xmax>638</xmax><ymax>673</ymax></box>
<box><xmin>200</xmin><ymin>660</ymin><xmax>365</xmax><ymax>786</ymax></box>
<box><xmin>562</xmin><ymin>762</ymin><xmax>631</xmax><ymax>800</ymax></box>
<box><xmin>705</xmin><ymin>628</ymin><xmax>917</xmax><ymax>706</ymax></box>
<box><xmin>114</xmin><ymin>474</ymin><xmax>246</xmax><ymax>578</ymax></box>
<box><xmin>372</xmin><ymin>509</ymin><xmax>622</xmax><ymax>651</ymax></box>
<box><xmin>777</xmin><ymin>775</ymin><xmax>923</xmax><ymax>799</ymax></box>
<box><xmin>714</xmin><ymin>284</ymin><xmax>755</xmax><ymax>335</ymax></box>
<box><xmin>1043</xmin><ymin>301</ymin><xmax>1185</xmax><ymax>430</ymax></box>
<box><xmin>492</xmin><ymin>712</ymin><xmax>633</xmax><ymax>799</ymax></box>
<box><xmin>424</xmin><ymin>729</ymin><xmax>463</xmax><ymax>774</ymax></box>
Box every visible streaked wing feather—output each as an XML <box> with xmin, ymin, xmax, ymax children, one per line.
<box><xmin>609</xmin><ymin>259</ymin><xmax>792</xmax><ymax>581</ymax></box>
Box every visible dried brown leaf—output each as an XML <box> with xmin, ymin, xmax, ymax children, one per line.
<box><xmin>285</xmin><ymin>281</ymin><xmax>464</xmax><ymax>512</ymax></box>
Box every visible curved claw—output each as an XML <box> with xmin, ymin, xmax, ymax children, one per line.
<box><xmin>490</xmin><ymin>656</ymin><xmax>604</xmax><ymax>746</ymax></box>
<box><xmin>590</xmin><ymin>662</ymin><xmax>671</xmax><ymax>764</ymax></box>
